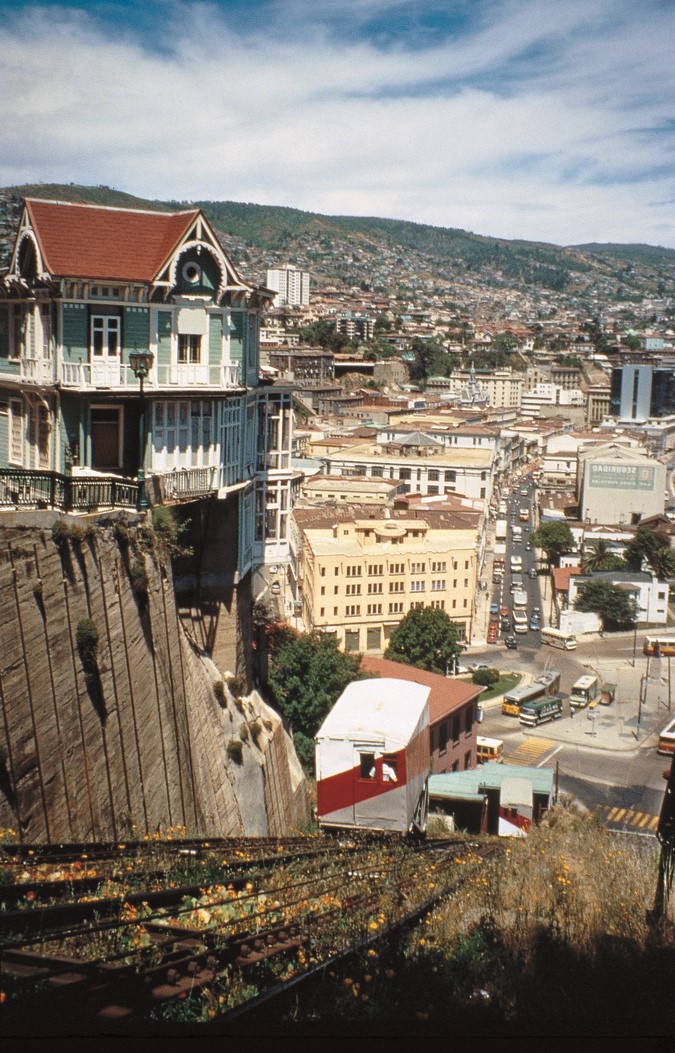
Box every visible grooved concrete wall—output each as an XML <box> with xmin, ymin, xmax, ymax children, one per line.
<box><xmin>0</xmin><ymin>514</ymin><xmax>309</xmax><ymax>842</ymax></box>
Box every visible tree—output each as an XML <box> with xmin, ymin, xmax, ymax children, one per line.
<box><xmin>581</xmin><ymin>539</ymin><xmax>626</xmax><ymax>574</ymax></box>
<box><xmin>266</xmin><ymin>627</ymin><xmax>363</xmax><ymax>771</ymax></box>
<box><xmin>529</xmin><ymin>521</ymin><xmax>575</xmax><ymax>567</ymax></box>
<box><xmin>574</xmin><ymin>579</ymin><xmax>638</xmax><ymax>631</ymax></box>
<box><xmin>384</xmin><ymin>607</ymin><xmax>463</xmax><ymax>675</ymax></box>
<box><xmin>624</xmin><ymin>525</ymin><xmax>675</xmax><ymax>578</ymax></box>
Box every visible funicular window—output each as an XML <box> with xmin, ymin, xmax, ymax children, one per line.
<box><xmin>382</xmin><ymin>755</ymin><xmax>398</xmax><ymax>782</ymax></box>
<box><xmin>360</xmin><ymin>753</ymin><xmax>376</xmax><ymax>780</ymax></box>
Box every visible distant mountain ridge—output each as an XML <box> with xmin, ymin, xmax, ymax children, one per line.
<box><xmin>1</xmin><ymin>182</ymin><xmax>673</xmax><ymax>300</ymax></box>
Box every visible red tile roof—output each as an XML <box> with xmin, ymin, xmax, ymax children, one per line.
<box><xmin>552</xmin><ymin>565</ymin><xmax>581</xmax><ymax>592</ymax></box>
<box><xmin>360</xmin><ymin>656</ymin><xmax>481</xmax><ymax>724</ymax></box>
<box><xmin>25</xmin><ymin>199</ymin><xmax>201</xmax><ymax>282</ymax></box>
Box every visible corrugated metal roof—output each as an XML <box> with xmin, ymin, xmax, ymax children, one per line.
<box><xmin>429</xmin><ymin>763</ymin><xmax>554</xmax><ymax>799</ymax></box>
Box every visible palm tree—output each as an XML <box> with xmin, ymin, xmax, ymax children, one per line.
<box><xmin>645</xmin><ymin>545</ymin><xmax>675</xmax><ymax>581</ymax></box>
<box><xmin>581</xmin><ymin>539</ymin><xmax>616</xmax><ymax>574</ymax></box>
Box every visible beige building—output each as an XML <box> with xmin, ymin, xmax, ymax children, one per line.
<box><xmin>298</xmin><ymin>474</ymin><xmax>403</xmax><ymax>505</ymax></box>
<box><xmin>318</xmin><ymin>435</ymin><xmax>496</xmax><ymax>504</ymax></box>
<box><xmin>293</xmin><ymin>504</ymin><xmax>481</xmax><ymax>654</ymax></box>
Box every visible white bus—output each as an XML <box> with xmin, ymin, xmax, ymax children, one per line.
<box><xmin>541</xmin><ymin>627</ymin><xmax>578</xmax><ymax>651</ymax></box>
<box><xmin>569</xmin><ymin>674</ymin><xmax>600</xmax><ymax>709</ymax></box>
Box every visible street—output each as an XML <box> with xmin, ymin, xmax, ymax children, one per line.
<box><xmin>468</xmin><ymin>480</ymin><xmax>671</xmax><ymax>834</ymax></box>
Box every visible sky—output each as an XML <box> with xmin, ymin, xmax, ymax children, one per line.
<box><xmin>1</xmin><ymin>0</ymin><xmax>674</xmax><ymax>248</ymax></box>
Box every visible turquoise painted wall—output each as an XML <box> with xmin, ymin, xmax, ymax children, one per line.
<box><xmin>209</xmin><ymin>314</ymin><xmax>223</xmax><ymax>365</ymax></box>
<box><xmin>123</xmin><ymin>307</ymin><xmax>150</xmax><ymax>355</ymax></box>
<box><xmin>230</xmin><ymin>311</ymin><xmax>244</xmax><ymax>364</ymax></box>
<box><xmin>157</xmin><ymin>311</ymin><xmax>172</xmax><ymax>367</ymax></box>
<box><xmin>0</xmin><ymin>407</ymin><xmax>8</xmax><ymax>467</ymax></box>
<box><xmin>61</xmin><ymin>304</ymin><xmax>87</xmax><ymax>363</ymax></box>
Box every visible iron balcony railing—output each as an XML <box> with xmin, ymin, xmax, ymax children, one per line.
<box><xmin>0</xmin><ymin>469</ymin><xmax>140</xmax><ymax>512</ymax></box>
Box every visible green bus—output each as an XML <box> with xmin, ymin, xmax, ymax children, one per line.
<box><xmin>519</xmin><ymin>694</ymin><xmax>564</xmax><ymax>727</ymax></box>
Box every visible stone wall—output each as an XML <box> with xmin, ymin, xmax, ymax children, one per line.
<box><xmin>0</xmin><ymin>512</ymin><xmax>309</xmax><ymax>842</ymax></box>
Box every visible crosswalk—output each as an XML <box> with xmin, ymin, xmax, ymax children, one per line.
<box><xmin>505</xmin><ymin>737</ymin><xmax>557</xmax><ymax>767</ymax></box>
<box><xmin>595</xmin><ymin>805</ymin><xmax>660</xmax><ymax>833</ymax></box>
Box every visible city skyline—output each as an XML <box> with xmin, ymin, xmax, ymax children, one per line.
<box><xmin>1</xmin><ymin>0</ymin><xmax>674</xmax><ymax>249</ymax></box>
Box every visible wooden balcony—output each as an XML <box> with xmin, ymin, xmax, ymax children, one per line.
<box><xmin>59</xmin><ymin>360</ymin><xmax>241</xmax><ymax>391</ymax></box>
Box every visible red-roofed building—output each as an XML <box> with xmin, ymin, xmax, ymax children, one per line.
<box><xmin>360</xmin><ymin>656</ymin><xmax>482</xmax><ymax>773</ymax></box>
<box><xmin>0</xmin><ymin>196</ymin><xmax>296</xmax><ymax>673</ymax></box>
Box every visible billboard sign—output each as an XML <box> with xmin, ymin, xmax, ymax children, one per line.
<box><xmin>588</xmin><ymin>463</ymin><xmax>655</xmax><ymax>491</ymax></box>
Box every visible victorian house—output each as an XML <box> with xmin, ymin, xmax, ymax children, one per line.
<box><xmin>0</xmin><ymin>198</ymin><xmax>294</xmax><ymax>669</ymax></box>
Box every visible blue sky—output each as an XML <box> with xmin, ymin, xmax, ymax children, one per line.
<box><xmin>1</xmin><ymin>0</ymin><xmax>674</xmax><ymax>247</ymax></box>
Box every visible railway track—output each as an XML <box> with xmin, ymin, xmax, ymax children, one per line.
<box><xmin>1</xmin><ymin>834</ymin><xmax>502</xmax><ymax>1034</ymax></box>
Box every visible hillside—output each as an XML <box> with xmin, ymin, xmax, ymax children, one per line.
<box><xmin>1</xmin><ymin>183</ymin><xmax>673</xmax><ymax>305</ymax></box>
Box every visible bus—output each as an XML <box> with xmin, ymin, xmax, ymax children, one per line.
<box><xmin>569</xmin><ymin>674</ymin><xmax>600</xmax><ymax>709</ymax></box>
<box><xmin>519</xmin><ymin>694</ymin><xmax>564</xmax><ymax>727</ymax></box>
<box><xmin>541</xmin><ymin>627</ymin><xmax>578</xmax><ymax>650</ymax></box>
<box><xmin>501</xmin><ymin>671</ymin><xmax>561</xmax><ymax>717</ymax></box>
<box><xmin>657</xmin><ymin>717</ymin><xmax>675</xmax><ymax>756</ymax></box>
<box><xmin>476</xmin><ymin>736</ymin><xmax>504</xmax><ymax>764</ymax></box>
<box><xmin>643</xmin><ymin>636</ymin><xmax>675</xmax><ymax>658</ymax></box>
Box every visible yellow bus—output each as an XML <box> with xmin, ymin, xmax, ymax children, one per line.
<box><xmin>643</xmin><ymin>636</ymin><xmax>675</xmax><ymax>658</ymax></box>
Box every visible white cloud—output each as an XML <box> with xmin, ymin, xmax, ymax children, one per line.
<box><xmin>0</xmin><ymin>0</ymin><xmax>673</xmax><ymax>246</ymax></box>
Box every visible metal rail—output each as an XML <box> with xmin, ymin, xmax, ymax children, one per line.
<box><xmin>1</xmin><ymin>836</ymin><xmax>499</xmax><ymax>1034</ymax></box>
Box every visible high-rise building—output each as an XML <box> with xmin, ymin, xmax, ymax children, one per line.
<box><xmin>610</xmin><ymin>364</ymin><xmax>675</xmax><ymax>422</ymax></box>
<box><xmin>266</xmin><ymin>264</ymin><xmax>310</xmax><ymax>307</ymax></box>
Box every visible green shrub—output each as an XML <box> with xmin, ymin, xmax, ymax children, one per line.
<box><xmin>213</xmin><ymin>681</ymin><xmax>227</xmax><ymax>708</ymax></box>
<box><xmin>114</xmin><ymin>521</ymin><xmax>130</xmax><ymax>545</ymax></box>
<box><xmin>226</xmin><ymin>739</ymin><xmax>243</xmax><ymax>765</ymax></box>
<box><xmin>151</xmin><ymin>505</ymin><xmax>192</xmax><ymax>557</ymax></box>
<box><xmin>472</xmin><ymin>667</ymin><xmax>500</xmax><ymax>687</ymax></box>
<box><xmin>76</xmin><ymin>618</ymin><xmax>99</xmax><ymax>677</ymax></box>
<box><xmin>239</xmin><ymin>723</ymin><xmax>249</xmax><ymax>743</ymax></box>
<box><xmin>226</xmin><ymin>674</ymin><xmax>245</xmax><ymax>697</ymax></box>
<box><xmin>129</xmin><ymin>558</ymin><xmax>148</xmax><ymax>597</ymax></box>
<box><xmin>51</xmin><ymin>520</ymin><xmax>69</xmax><ymax>547</ymax></box>
<box><xmin>250</xmin><ymin>720</ymin><xmax>262</xmax><ymax>748</ymax></box>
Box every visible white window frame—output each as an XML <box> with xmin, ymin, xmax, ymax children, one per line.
<box><xmin>91</xmin><ymin>315</ymin><xmax>121</xmax><ymax>359</ymax></box>
<box><xmin>178</xmin><ymin>333</ymin><xmax>202</xmax><ymax>364</ymax></box>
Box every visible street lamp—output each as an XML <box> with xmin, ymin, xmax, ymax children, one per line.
<box><xmin>129</xmin><ymin>348</ymin><xmax>154</xmax><ymax>510</ymax></box>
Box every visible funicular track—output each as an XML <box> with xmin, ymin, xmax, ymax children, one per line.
<box><xmin>1</xmin><ymin>834</ymin><xmax>503</xmax><ymax>1034</ymax></box>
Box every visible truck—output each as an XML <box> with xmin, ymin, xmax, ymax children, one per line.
<box><xmin>512</xmin><ymin>590</ymin><xmax>528</xmax><ymax>609</ymax></box>
<box><xmin>496</xmin><ymin>520</ymin><xmax>507</xmax><ymax>542</ymax></box>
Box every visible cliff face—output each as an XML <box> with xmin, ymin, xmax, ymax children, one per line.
<box><xmin>0</xmin><ymin>512</ymin><xmax>309</xmax><ymax>842</ymax></box>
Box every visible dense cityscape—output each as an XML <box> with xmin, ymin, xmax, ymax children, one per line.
<box><xmin>0</xmin><ymin>183</ymin><xmax>673</xmax><ymax>1035</ymax></box>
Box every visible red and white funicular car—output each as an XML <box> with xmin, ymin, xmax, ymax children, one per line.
<box><xmin>315</xmin><ymin>678</ymin><xmax>430</xmax><ymax>835</ymax></box>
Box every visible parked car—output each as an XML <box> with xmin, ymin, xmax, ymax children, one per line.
<box><xmin>505</xmin><ymin>635</ymin><xmax>518</xmax><ymax>649</ymax></box>
<box><xmin>529</xmin><ymin>615</ymin><xmax>541</xmax><ymax>631</ymax></box>
<box><xmin>528</xmin><ymin>566</ymin><xmax>537</xmax><ymax>578</ymax></box>
<box><xmin>487</xmin><ymin>624</ymin><xmax>499</xmax><ymax>644</ymax></box>
<box><xmin>500</xmin><ymin>605</ymin><xmax>509</xmax><ymax>618</ymax></box>
<box><xmin>490</xmin><ymin>602</ymin><xmax>500</xmax><ymax>616</ymax></box>
<box><xmin>501</xmin><ymin>617</ymin><xmax>511</xmax><ymax>632</ymax></box>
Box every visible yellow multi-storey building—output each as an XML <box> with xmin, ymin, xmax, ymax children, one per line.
<box><xmin>293</xmin><ymin>503</ymin><xmax>481</xmax><ymax>654</ymax></box>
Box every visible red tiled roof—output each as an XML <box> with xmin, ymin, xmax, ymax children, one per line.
<box><xmin>360</xmin><ymin>656</ymin><xmax>481</xmax><ymax>724</ymax></box>
<box><xmin>552</xmin><ymin>565</ymin><xmax>581</xmax><ymax>592</ymax></box>
<box><xmin>25</xmin><ymin>199</ymin><xmax>201</xmax><ymax>282</ymax></box>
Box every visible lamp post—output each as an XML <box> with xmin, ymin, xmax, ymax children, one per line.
<box><xmin>129</xmin><ymin>348</ymin><xmax>154</xmax><ymax>511</ymax></box>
